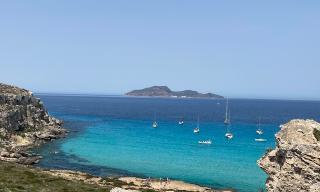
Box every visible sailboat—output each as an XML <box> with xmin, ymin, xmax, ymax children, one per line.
<box><xmin>152</xmin><ymin>113</ymin><xmax>158</xmax><ymax>128</ymax></box>
<box><xmin>256</xmin><ymin>118</ymin><xmax>263</xmax><ymax>135</ymax></box>
<box><xmin>224</xmin><ymin>106</ymin><xmax>233</xmax><ymax>139</ymax></box>
<box><xmin>152</xmin><ymin>121</ymin><xmax>158</xmax><ymax>128</ymax></box>
<box><xmin>224</xmin><ymin>98</ymin><xmax>230</xmax><ymax>125</ymax></box>
<box><xmin>178</xmin><ymin>117</ymin><xmax>184</xmax><ymax>125</ymax></box>
<box><xmin>255</xmin><ymin>118</ymin><xmax>267</xmax><ymax>142</ymax></box>
<box><xmin>193</xmin><ymin>116</ymin><xmax>200</xmax><ymax>133</ymax></box>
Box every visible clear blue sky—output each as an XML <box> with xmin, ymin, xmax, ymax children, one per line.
<box><xmin>0</xmin><ymin>1</ymin><xmax>319</xmax><ymax>100</ymax></box>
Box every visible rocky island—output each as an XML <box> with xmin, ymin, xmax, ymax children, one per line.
<box><xmin>258</xmin><ymin>119</ymin><xmax>320</xmax><ymax>192</ymax></box>
<box><xmin>126</xmin><ymin>86</ymin><xmax>223</xmax><ymax>99</ymax></box>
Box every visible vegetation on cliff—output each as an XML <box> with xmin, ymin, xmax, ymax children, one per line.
<box><xmin>0</xmin><ymin>161</ymin><xmax>108</xmax><ymax>192</ymax></box>
<box><xmin>313</xmin><ymin>128</ymin><xmax>320</xmax><ymax>141</ymax></box>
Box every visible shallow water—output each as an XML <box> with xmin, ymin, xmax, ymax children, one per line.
<box><xmin>34</xmin><ymin>95</ymin><xmax>320</xmax><ymax>192</ymax></box>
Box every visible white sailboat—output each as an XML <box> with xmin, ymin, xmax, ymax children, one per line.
<box><xmin>225</xmin><ymin>110</ymin><xmax>233</xmax><ymax>139</ymax></box>
<box><xmin>193</xmin><ymin>116</ymin><xmax>200</xmax><ymax>133</ymax></box>
<box><xmin>152</xmin><ymin>113</ymin><xmax>158</xmax><ymax>128</ymax></box>
<box><xmin>255</xmin><ymin>118</ymin><xmax>267</xmax><ymax>142</ymax></box>
<box><xmin>256</xmin><ymin>118</ymin><xmax>263</xmax><ymax>135</ymax></box>
<box><xmin>178</xmin><ymin>117</ymin><xmax>184</xmax><ymax>125</ymax></box>
<box><xmin>152</xmin><ymin>121</ymin><xmax>158</xmax><ymax>128</ymax></box>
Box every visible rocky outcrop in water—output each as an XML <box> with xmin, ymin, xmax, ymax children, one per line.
<box><xmin>0</xmin><ymin>83</ymin><xmax>66</xmax><ymax>164</ymax></box>
<box><xmin>258</xmin><ymin>119</ymin><xmax>320</xmax><ymax>192</ymax></box>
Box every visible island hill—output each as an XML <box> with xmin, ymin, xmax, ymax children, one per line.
<box><xmin>126</xmin><ymin>86</ymin><xmax>224</xmax><ymax>99</ymax></box>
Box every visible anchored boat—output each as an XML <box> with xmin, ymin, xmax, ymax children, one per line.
<box><xmin>256</xmin><ymin>118</ymin><xmax>263</xmax><ymax>135</ymax></box>
<box><xmin>178</xmin><ymin>117</ymin><xmax>184</xmax><ymax>125</ymax></box>
<box><xmin>152</xmin><ymin>112</ymin><xmax>158</xmax><ymax>128</ymax></box>
<box><xmin>193</xmin><ymin>116</ymin><xmax>200</xmax><ymax>133</ymax></box>
<box><xmin>255</xmin><ymin>118</ymin><xmax>267</xmax><ymax>142</ymax></box>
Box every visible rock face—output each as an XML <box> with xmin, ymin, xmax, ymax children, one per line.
<box><xmin>126</xmin><ymin>86</ymin><xmax>224</xmax><ymax>99</ymax></box>
<box><xmin>258</xmin><ymin>119</ymin><xmax>320</xmax><ymax>192</ymax></box>
<box><xmin>0</xmin><ymin>83</ymin><xmax>66</xmax><ymax>164</ymax></box>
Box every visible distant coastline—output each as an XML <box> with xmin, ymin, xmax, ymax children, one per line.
<box><xmin>126</xmin><ymin>86</ymin><xmax>224</xmax><ymax>99</ymax></box>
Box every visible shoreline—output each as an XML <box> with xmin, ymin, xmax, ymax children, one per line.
<box><xmin>44</xmin><ymin>167</ymin><xmax>234</xmax><ymax>192</ymax></box>
<box><xmin>33</xmin><ymin>141</ymin><xmax>235</xmax><ymax>192</ymax></box>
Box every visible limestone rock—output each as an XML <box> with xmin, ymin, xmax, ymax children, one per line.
<box><xmin>0</xmin><ymin>151</ymin><xmax>10</xmax><ymax>157</ymax></box>
<box><xmin>258</xmin><ymin>119</ymin><xmax>320</xmax><ymax>192</ymax></box>
<box><xmin>0</xmin><ymin>83</ymin><xmax>66</xmax><ymax>164</ymax></box>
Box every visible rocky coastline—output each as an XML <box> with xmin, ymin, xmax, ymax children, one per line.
<box><xmin>258</xmin><ymin>119</ymin><xmax>320</xmax><ymax>192</ymax></box>
<box><xmin>0</xmin><ymin>83</ymin><xmax>66</xmax><ymax>165</ymax></box>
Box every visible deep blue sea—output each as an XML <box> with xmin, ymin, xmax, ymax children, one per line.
<box><xmin>33</xmin><ymin>95</ymin><xmax>320</xmax><ymax>192</ymax></box>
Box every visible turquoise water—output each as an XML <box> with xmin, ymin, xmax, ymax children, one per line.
<box><xmin>34</xmin><ymin>95</ymin><xmax>320</xmax><ymax>192</ymax></box>
<box><xmin>62</xmin><ymin>119</ymin><xmax>274</xmax><ymax>191</ymax></box>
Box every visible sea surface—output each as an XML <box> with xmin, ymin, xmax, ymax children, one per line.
<box><xmin>33</xmin><ymin>95</ymin><xmax>320</xmax><ymax>192</ymax></box>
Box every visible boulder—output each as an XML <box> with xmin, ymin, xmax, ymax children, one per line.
<box><xmin>0</xmin><ymin>151</ymin><xmax>10</xmax><ymax>157</ymax></box>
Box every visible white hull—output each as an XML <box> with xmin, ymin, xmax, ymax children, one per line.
<box><xmin>193</xmin><ymin>128</ymin><xmax>200</xmax><ymax>133</ymax></box>
<box><xmin>256</xmin><ymin>130</ymin><xmax>263</xmax><ymax>135</ymax></box>
<box><xmin>198</xmin><ymin>140</ymin><xmax>212</xmax><ymax>145</ymax></box>
<box><xmin>225</xmin><ymin>133</ymin><xmax>233</xmax><ymax>139</ymax></box>
<box><xmin>255</xmin><ymin>138</ymin><xmax>267</xmax><ymax>142</ymax></box>
<box><xmin>152</xmin><ymin>122</ymin><xmax>158</xmax><ymax>128</ymax></box>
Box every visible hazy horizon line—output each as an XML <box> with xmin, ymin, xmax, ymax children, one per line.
<box><xmin>34</xmin><ymin>91</ymin><xmax>320</xmax><ymax>102</ymax></box>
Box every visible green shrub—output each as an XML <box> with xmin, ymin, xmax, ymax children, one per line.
<box><xmin>313</xmin><ymin>128</ymin><xmax>320</xmax><ymax>141</ymax></box>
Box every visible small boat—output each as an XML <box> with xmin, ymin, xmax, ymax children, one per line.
<box><xmin>198</xmin><ymin>140</ymin><xmax>212</xmax><ymax>145</ymax></box>
<box><xmin>224</xmin><ymin>109</ymin><xmax>234</xmax><ymax>139</ymax></box>
<box><xmin>152</xmin><ymin>112</ymin><xmax>158</xmax><ymax>128</ymax></box>
<box><xmin>178</xmin><ymin>117</ymin><xmax>184</xmax><ymax>125</ymax></box>
<box><xmin>225</xmin><ymin>132</ymin><xmax>233</xmax><ymax>139</ymax></box>
<box><xmin>152</xmin><ymin>121</ymin><xmax>158</xmax><ymax>128</ymax></box>
<box><xmin>193</xmin><ymin>116</ymin><xmax>200</xmax><ymax>133</ymax></box>
<box><xmin>255</xmin><ymin>138</ymin><xmax>267</xmax><ymax>142</ymax></box>
<box><xmin>256</xmin><ymin>129</ymin><xmax>263</xmax><ymax>135</ymax></box>
<box><xmin>256</xmin><ymin>118</ymin><xmax>263</xmax><ymax>135</ymax></box>
<box><xmin>193</xmin><ymin>127</ymin><xmax>200</xmax><ymax>133</ymax></box>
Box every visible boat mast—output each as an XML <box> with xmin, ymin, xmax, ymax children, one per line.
<box><xmin>225</xmin><ymin>98</ymin><xmax>229</xmax><ymax>122</ymax></box>
<box><xmin>197</xmin><ymin>115</ymin><xmax>200</xmax><ymax>128</ymax></box>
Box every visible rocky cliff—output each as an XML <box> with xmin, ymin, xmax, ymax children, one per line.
<box><xmin>258</xmin><ymin>119</ymin><xmax>320</xmax><ymax>192</ymax></box>
<box><xmin>0</xmin><ymin>83</ymin><xmax>66</xmax><ymax>164</ymax></box>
